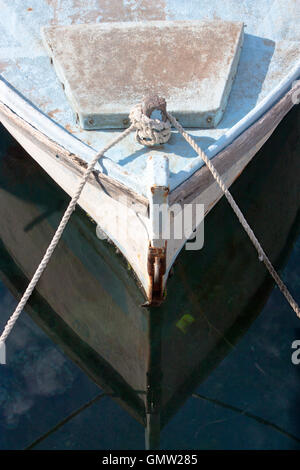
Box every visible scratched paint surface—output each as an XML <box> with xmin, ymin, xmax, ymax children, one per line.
<box><xmin>42</xmin><ymin>21</ymin><xmax>243</xmax><ymax>129</ymax></box>
<box><xmin>0</xmin><ymin>0</ymin><xmax>299</xmax><ymax>190</ymax></box>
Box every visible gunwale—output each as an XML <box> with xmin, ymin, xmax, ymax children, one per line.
<box><xmin>0</xmin><ymin>79</ymin><xmax>299</xmax><ymax>216</ymax></box>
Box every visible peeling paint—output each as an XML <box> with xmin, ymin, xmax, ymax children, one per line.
<box><xmin>47</xmin><ymin>108</ymin><xmax>60</xmax><ymax>118</ymax></box>
<box><xmin>0</xmin><ymin>60</ymin><xmax>11</xmax><ymax>72</ymax></box>
<box><xmin>65</xmin><ymin>123</ymin><xmax>74</xmax><ymax>133</ymax></box>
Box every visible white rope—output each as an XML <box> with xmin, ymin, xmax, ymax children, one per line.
<box><xmin>0</xmin><ymin>125</ymin><xmax>134</xmax><ymax>348</ymax></box>
<box><xmin>1</xmin><ymin>95</ymin><xmax>299</xmax><ymax>353</ymax></box>
<box><xmin>129</xmin><ymin>103</ymin><xmax>171</xmax><ymax>146</ymax></box>
<box><xmin>167</xmin><ymin>111</ymin><xmax>300</xmax><ymax>318</ymax></box>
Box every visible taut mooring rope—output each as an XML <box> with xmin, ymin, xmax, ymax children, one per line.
<box><xmin>166</xmin><ymin>111</ymin><xmax>300</xmax><ymax>318</ymax></box>
<box><xmin>0</xmin><ymin>125</ymin><xmax>134</xmax><ymax>350</ymax></box>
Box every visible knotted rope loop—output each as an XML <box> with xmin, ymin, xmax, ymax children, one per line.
<box><xmin>129</xmin><ymin>95</ymin><xmax>171</xmax><ymax>146</ymax></box>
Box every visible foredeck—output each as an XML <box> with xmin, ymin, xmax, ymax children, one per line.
<box><xmin>0</xmin><ymin>0</ymin><xmax>299</xmax><ymax>196</ymax></box>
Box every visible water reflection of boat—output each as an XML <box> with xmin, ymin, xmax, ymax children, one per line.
<box><xmin>0</xmin><ymin>105</ymin><xmax>299</xmax><ymax>449</ymax></box>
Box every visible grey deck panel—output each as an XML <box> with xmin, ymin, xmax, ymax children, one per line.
<box><xmin>42</xmin><ymin>21</ymin><xmax>244</xmax><ymax>130</ymax></box>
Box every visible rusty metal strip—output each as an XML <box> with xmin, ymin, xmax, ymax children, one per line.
<box><xmin>145</xmin><ymin>242</ymin><xmax>167</xmax><ymax>307</ymax></box>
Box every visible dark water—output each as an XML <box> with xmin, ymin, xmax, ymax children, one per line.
<box><xmin>0</xmin><ymin>106</ymin><xmax>300</xmax><ymax>450</ymax></box>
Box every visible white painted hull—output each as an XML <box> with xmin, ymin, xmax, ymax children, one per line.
<box><xmin>0</xmin><ymin>106</ymin><xmax>150</xmax><ymax>296</ymax></box>
<box><xmin>0</xmin><ymin>87</ymin><xmax>293</xmax><ymax>302</ymax></box>
<box><xmin>0</xmin><ymin>0</ymin><xmax>299</xmax><ymax>304</ymax></box>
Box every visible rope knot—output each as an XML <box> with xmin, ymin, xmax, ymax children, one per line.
<box><xmin>129</xmin><ymin>95</ymin><xmax>171</xmax><ymax>146</ymax></box>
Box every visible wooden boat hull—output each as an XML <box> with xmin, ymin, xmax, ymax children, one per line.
<box><xmin>0</xmin><ymin>0</ymin><xmax>299</xmax><ymax>302</ymax></box>
<box><xmin>0</xmin><ymin>104</ymin><xmax>299</xmax><ymax>447</ymax></box>
<box><xmin>0</xmin><ymin>83</ymin><xmax>298</xmax><ymax>303</ymax></box>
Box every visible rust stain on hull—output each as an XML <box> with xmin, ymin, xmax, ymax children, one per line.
<box><xmin>146</xmin><ymin>243</ymin><xmax>167</xmax><ymax>307</ymax></box>
<box><xmin>47</xmin><ymin>108</ymin><xmax>60</xmax><ymax>118</ymax></box>
<box><xmin>65</xmin><ymin>124</ymin><xmax>74</xmax><ymax>133</ymax></box>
